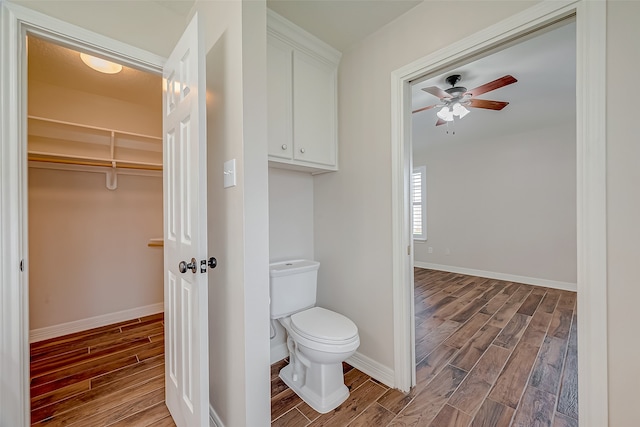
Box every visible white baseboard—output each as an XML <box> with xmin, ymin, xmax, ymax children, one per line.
<box><xmin>346</xmin><ymin>351</ymin><xmax>395</xmax><ymax>388</ymax></box>
<box><xmin>271</xmin><ymin>342</ymin><xmax>289</xmax><ymax>364</ymax></box>
<box><xmin>29</xmin><ymin>302</ymin><xmax>164</xmax><ymax>343</ymax></box>
<box><xmin>414</xmin><ymin>262</ymin><xmax>577</xmax><ymax>292</ymax></box>
<box><xmin>209</xmin><ymin>404</ymin><xmax>224</xmax><ymax>427</ymax></box>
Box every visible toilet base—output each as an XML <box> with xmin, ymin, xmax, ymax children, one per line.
<box><xmin>279</xmin><ymin>363</ymin><xmax>349</xmax><ymax>414</ymax></box>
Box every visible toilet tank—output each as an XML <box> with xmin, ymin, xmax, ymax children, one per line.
<box><xmin>269</xmin><ymin>260</ymin><xmax>319</xmax><ymax>319</ymax></box>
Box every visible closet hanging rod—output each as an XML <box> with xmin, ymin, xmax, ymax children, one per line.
<box><xmin>28</xmin><ymin>115</ymin><xmax>163</xmax><ymax>141</ymax></box>
<box><xmin>28</xmin><ymin>155</ymin><xmax>163</xmax><ymax>171</ymax></box>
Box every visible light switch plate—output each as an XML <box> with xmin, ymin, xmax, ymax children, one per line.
<box><xmin>223</xmin><ymin>159</ymin><xmax>236</xmax><ymax>188</ymax></box>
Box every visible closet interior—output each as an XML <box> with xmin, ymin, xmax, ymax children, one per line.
<box><xmin>27</xmin><ymin>35</ymin><xmax>165</xmax><ymax>342</ymax></box>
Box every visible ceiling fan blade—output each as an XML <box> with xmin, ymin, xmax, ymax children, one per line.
<box><xmin>412</xmin><ymin>104</ymin><xmax>437</xmax><ymax>114</ymax></box>
<box><xmin>469</xmin><ymin>98</ymin><xmax>509</xmax><ymax>110</ymax></box>
<box><xmin>435</xmin><ymin>118</ymin><xmax>447</xmax><ymax>126</ymax></box>
<box><xmin>422</xmin><ymin>86</ymin><xmax>450</xmax><ymax>100</ymax></box>
<box><xmin>467</xmin><ymin>75</ymin><xmax>517</xmax><ymax>97</ymax></box>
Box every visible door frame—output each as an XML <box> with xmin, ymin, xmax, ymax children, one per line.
<box><xmin>391</xmin><ymin>1</ymin><xmax>607</xmax><ymax>425</ymax></box>
<box><xmin>0</xmin><ymin>2</ymin><xmax>166</xmax><ymax>424</ymax></box>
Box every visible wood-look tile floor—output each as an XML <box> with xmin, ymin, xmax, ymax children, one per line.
<box><xmin>271</xmin><ymin>268</ymin><xmax>578</xmax><ymax>427</ymax></box>
<box><xmin>30</xmin><ymin>312</ymin><xmax>175</xmax><ymax>426</ymax></box>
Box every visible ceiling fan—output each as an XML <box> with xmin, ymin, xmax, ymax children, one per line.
<box><xmin>413</xmin><ymin>74</ymin><xmax>517</xmax><ymax>126</ymax></box>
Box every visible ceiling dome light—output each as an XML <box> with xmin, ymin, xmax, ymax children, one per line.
<box><xmin>452</xmin><ymin>102</ymin><xmax>470</xmax><ymax>119</ymax></box>
<box><xmin>436</xmin><ymin>106</ymin><xmax>454</xmax><ymax>122</ymax></box>
<box><xmin>80</xmin><ymin>53</ymin><xmax>122</xmax><ymax>74</ymax></box>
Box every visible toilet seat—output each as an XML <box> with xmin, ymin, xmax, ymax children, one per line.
<box><xmin>291</xmin><ymin>307</ymin><xmax>358</xmax><ymax>345</ymax></box>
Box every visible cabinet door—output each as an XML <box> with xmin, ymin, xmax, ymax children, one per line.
<box><xmin>267</xmin><ymin>36</ymin><xmax>293</xmax><ymax>160</ymax></box>
<box><xmin>293</xmin><ymin>50</ymin><xmax>336</xmax><ymax>167</ymax></box>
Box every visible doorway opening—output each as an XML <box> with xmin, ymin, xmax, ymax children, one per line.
<box><xmin>25</xmin><ymin>34</ymin><xmax>169</xmax><ymax>424</ymax></box>
<box><xmin>391</xmin><ymin>2</ymin><xmax>607</xmax><ymax>425</ymax></box>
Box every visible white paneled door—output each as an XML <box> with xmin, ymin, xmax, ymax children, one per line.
<box><xmin>163</xmin><ymin>13</ymin><xmax>210</xmax><ymax>427</ymax></box>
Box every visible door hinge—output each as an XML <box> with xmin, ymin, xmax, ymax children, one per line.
<box><xmin>407</xmin><ymin>245</ymin><xmax>411</xmax><ymax>256</ymax></box>
<box><xmin>20</xmin><ymin>259</ymin><xmax>24</xmax><ymax>272</ymax></box>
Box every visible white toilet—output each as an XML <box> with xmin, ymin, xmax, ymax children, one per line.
<box><xmin>270</xmin><ymin>260</ymin><xmax>360</xmax><ymax>414</ymax></box>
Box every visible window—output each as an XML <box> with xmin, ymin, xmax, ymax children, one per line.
<box><xmin>412</xmin><ymin>166</ymin><xmax>427</xmax><ymax>240</ymax></box>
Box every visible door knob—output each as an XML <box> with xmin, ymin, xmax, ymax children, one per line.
<box><xmin>179</xmin><ymin>257</ymin><xmax>197</xmax><ymax>274</ymax></box>
<box><xmin>207</xmin><ymin>257</ymin><xmax>217</xmax><ymax>269</ymax></box>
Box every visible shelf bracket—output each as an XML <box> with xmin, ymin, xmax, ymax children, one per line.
<box><xmin>106</xmin><ymin>162</ymin><xmax>118</xmax><ymax>190</ymax></box>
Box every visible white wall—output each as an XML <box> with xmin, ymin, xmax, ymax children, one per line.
<box><xmin>28</xmin><ymin>168</ymin><xmax>163</xmax><ymax>330</ymax></box>
<box><xmin>199</xmin><ymin>1</ymin><xmax>270</xmax><ymax>426</ymax></box>
<box><xmin>268</xmin><ymin>167</ymin><xmax>314</xmax><ymax>262</ymax></box>
<box><xmin>607</xmin><ymin>2</ymin><xmax>640</xmax><ymax>425</ymax></box>
<box><xmin>314</xmin><ymin>0</ymin><xmax>536</xmax><ymax>372</ymax></box>
<box><xmin>413</xmin><ymin>122</ymin><xmax>576</xmax><ymax>285</ymax></box>
<box><xmin>268</xmin><ymin>167</ymin><xmax>314</xmax><ymax>361</ymax></box>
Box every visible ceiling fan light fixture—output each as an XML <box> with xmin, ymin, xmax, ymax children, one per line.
<box><xmin>80</xmin><ymin>53</ymin><xmax>122</xmax><ymax>74</ymax></box>
<box><xmin>437</xmin><ymin>106</ymin><xmax>454</xmax><ymax>122</ymax></box>
<box><xmin>452</xmin><ymin>102</ymin><xmax>470</xmax><ymax>118</ymax></box>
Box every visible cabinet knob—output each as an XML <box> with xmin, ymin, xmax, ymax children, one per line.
<box><xmin>281</xmin><ymin>144</ymin><xmax>287</xmax><ymax>150</ymax></box>
<box><xmin>299</xmin><ymin>148</ymin><xmax>305</xmax><ymax>154</ymax></box>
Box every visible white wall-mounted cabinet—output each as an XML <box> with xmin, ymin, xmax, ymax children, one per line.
<box><xmin>267</xmin><ymin>11</ymin><xmax>341</xmax><ymax>173</ymax></box>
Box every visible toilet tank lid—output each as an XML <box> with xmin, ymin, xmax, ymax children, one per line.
<box><xmin>269</xmin><ymin>260</ymin><xmax>320</xmax><ymax>278</ymax></box>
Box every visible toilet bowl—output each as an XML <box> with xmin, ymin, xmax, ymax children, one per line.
<box><xmin>270</xmin><ymin>260</ymin><xmax>360</xmax><ymax>413</ymax></box>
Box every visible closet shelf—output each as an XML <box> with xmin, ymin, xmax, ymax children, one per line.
<box><xmin>27</xmin><ymin>115</ymin><xmax>163</xmax><ymax>172</ymax></box>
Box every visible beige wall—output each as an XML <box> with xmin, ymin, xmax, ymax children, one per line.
<box><xmin>268</xmin><ymin>167</ymin><xmax>315</xmax><ymax>360</ymax></box>
<box><xmin>28</xmin><ymin>168</ymin><xmax>163</xmax><ymax>329</ymax></box>
<box><xmin>314</xmin><ymin>0</ymin><xmax>536</xmax><ymax>370</ymax></box>
<box><xmin>413</xmin><ymin>122</ymin><xmax>577</xmax><ymax>284</ymax></box>
<box><xmin>28</xmin><ymin>53</ymin><xmax>163</xmax><ymax>331</ymax></box>
<box><xmin>607</xmin><ymin>1</ymin><xmax>640</xmax><ymax>425</ymax></box>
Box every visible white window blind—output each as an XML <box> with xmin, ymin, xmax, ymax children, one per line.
<box><xmin>412</xmin><ymin>166</ymin><xmax>427</xmax><ymax>240</ymax></box>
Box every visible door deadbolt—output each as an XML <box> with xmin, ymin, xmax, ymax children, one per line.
<box><xmin>179</xmin><ymin>258</ymin><xmax>197</xmax><ymax>274</ymax></box>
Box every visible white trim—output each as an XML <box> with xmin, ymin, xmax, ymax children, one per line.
<box><xmin>346</xmin><ymin>351</ymin><xmax>394</xmax><ymax>389</ymax></box>
<box><xmin>209</xmin><ymin>404</ymin><xmax>224</xmax><ymax>427</ymax></box>
<box><xmin>414</xmin><ymin>262</ymin><xmax>577</xmax><ymax>292</ymax></box>
<box><xmin>1</xmin><ymin>3</ymin><xmax>168</xmax><ymax>427</ymax></box>
<box><xmin>391</xmin><ymin>0</ymin><xmax>607</xmax><ymax>424</ymax></box>
<box><xmin>270</xmin><ymin>342</ymin><xmax>289</xmax><ymax>365</ymax></box>
<box><xmin>29</xmin><ymin>303</ymin><xmax>164</xmax><ymax>343</ymax></box>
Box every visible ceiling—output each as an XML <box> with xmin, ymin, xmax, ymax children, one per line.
<box><xmin>267</xmin><ymin>0</ymin><xmax>422</xmax><ymax>52</ymax></box>
<box><xmin>411</xmin><ymin>21</ymin><xmax>576</xmax><ymax>148</ymax></box>
<box><xmin>27</xmin><ymin>36</ymin><xmax>161</xmax><ymax>109</ymax></box>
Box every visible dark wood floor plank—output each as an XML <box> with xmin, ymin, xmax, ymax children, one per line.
<box><xmin>510</xmin><ymin>386</ymin><xmax>556</xmax><ymax>427</ymax></box>
<box><xmin>529</xmin><ymin>335</ymin><xmax>568</xmax><ymax>394</ymax></box>
<box><xmin>478</xmin><ymin>292</ymin><xmax>511</xmax><ymax>316</ymax></box>
<box><xmin>487</xmin><ymin>342</ymin><xmax>539</xmax><ymax>409</ymax></box>
<box><xmin>271</xmin><ymin>388</ymin><xmax>303</xmax><ymax>421</ymax></box>
<box><xmin>538</xmin><ymin>290</ymin><xmax>561</xmax><ymax>313</ymax></box>
<box><xmin>416</xmin><ymin>320</ymin><xmax>461</xmax><ymax>362</ymax></box>
<box><xmin>448</xmin><ymin>345</ymin><xmax>510</xmax><ymax>416</ymax></box>
<box><xmin>450</xmin><ymin>325</ymin><xmax>501</xmax><ymax>371</ymax></box>
<box><xmin>556</xmin><ymin>313</ymin><xmax>578</xmax><ymax>420</ymax></box>
<box><xmin>147</xmin><ymin>415</ymin><xmax>177</xmax><ymax>427</ymax></box>
<box><xmin>91</xmin><ymin>354</ymin><xmax>164</xmax><ymax>389</ymax></box>
<box><xmin>272</xmin><ymin>408</ymin><xmax>310</xmax><ymax>427</ymax></box>
<box><xmin>388</xmin><ymin>365</ymin><xmax>467</xmax><ymax>426</ymax></box>
<box><xmin>516</xmin><ymin>288</ymin><xmax>545</xmax><ymax>316</ymax></box>
<box><xmin>470</xmin><ymin>399</ymin><xmax>514</xmax><ymax>427</ymax></box>
<box><xmin>429</xmin><ymin>404</ymin><xmax>472</xmax><ymax>427</ymax></box>
<box><xmin>308</xmin><ymin>380</ymin><xmax>386</xmax><ymax>427</ymax></box>
<box><xmin>486</xmin><ymin>287</ymin><xmax>532</xmax><ymax>329</ymax></box>
<box><xmin>348</xmin><ymin>402</ymin><xmax>396</xmax><ymax>427</ymax></box>
<box><xmin>296</xmin><ymin>402</ymin><xmax>320</xmax><ymax>423</ymax></box>
<box><xmin>443</xmin><ymin>312</ymin><xmax>491</xmax><ymax>350</ymax></box>
<box><xmin>30</xmin><ymin>379</ymin><xmax>91</xmax><ymax>411</ymax></box>
<box><xmin>450</xmin><ymin>298</ymin><xmax>489</xmax><ymax>324</ymax></box>
<box><xmin>30</xmin><ymin>353</ymin><xmax>139</xmax><ymax>394</ymax></box>
<box><xmin>552</xmin><ymin>412</ymin><xmax>578</xmax><ymax>427</ymax></box>
<box><xmin>107</xmin><ymin>400</ymin><xmax>172</xmax><ymax>427</ymax></box>
<box><xmin>415</xmin><ymin>345</ymin><xmax>459</xmax><ymax>392</ymax></box>
<box><xmin>32</xmin><ymin>374</ymin><xmax>165</xmax><ymax>425</ymax></box>
<box><xmin>67</xmin><ymin>387</ymin><xmax>165</xmax><ymax>426</ymax></box>
<box><xmin>492</xmin><ymin>313</ymin><xmax>530</xmax><ymax>350</ymax></box>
